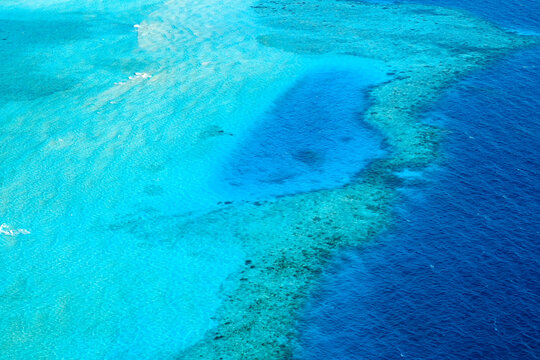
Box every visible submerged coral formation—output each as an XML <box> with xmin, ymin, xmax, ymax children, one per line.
<box><xmin>0</xmin><ymin>0</ymin><xmax>536</xmax><ymax>358</ymax></box>
<box><xmin>179</xmin><ymin>1</ymin><xmax>535</xmax><ymax>358</ymax></box>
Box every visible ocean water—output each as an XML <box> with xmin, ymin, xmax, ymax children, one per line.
<box><xmin>0</xmin><ymin>0</ymin><xmax>389</xmax><ymax>358</ymax></box>
<box><xmin>360</xmin><ymin>0</ymin><xmax>540</xmax><ymax>35</ymax></box>
<box><xmin>296</xmin><ymin>1</ymin><xmax>540</xmax><ymax>358</ymax></box>
<box><xmin>1</xmin><ymin>0</ymin><xmax>537</xmax><ymax>358</ymax></box>
<box><xmin>216</xmin><ymin>67</ymin><xmax>386</xmax><ymax>201</ymax></box>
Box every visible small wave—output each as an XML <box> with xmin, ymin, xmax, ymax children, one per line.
<box><xmin>0</xmin><ymin>223</ymin><xmax>30</xmax><ymax>236</ymax></box>
<box><xmin>129</xmin><ymin>72</ymin><xmax>152</xmax><ymax>80</ymax></box>
<box><xmin>114</xmin><ymin>72</ymin><xmax>153</xmax><ymax>86</ymax></box>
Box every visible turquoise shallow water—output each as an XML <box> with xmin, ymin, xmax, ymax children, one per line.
<box><xmin>0</xmin><ymin>1</ymin><xmax>160</xmax><ymax>103</ymax></box>
<box><xmin>0</xmin><ymin>0</ymin><xmax>388</xmax><ymax>357</ymax></box>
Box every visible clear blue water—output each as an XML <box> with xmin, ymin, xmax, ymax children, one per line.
<box><xmin>0</xmin><ymin>1</ymin><xmax>387</xmax><ymax>357</ymax></box>
<box><xmin>297</xmin><ymin>0</ymin><xmax>540</xmax><ymax>357</ymax></box>
<box><xmin>360</xmin><ymin>0</ymin><xmax>540</xmax><ymax>35</ymax></box>
<box><xmin>1</xmin><ymin>0</ymin><xmax>538</xmax><ymax>358</ymax></box>
<box><xmin>0</xmin><ymin>1</ymin><xmax>160</xmax><ymax>103</ymax></box>
<box><xmin>216</xmin><ymin>68</ymin><xmax>385</xmax><ymax>201</ymax></box>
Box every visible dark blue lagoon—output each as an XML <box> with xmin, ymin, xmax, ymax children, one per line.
<box><xmin>216</xmin><ymin>66</ymin><xmax>386</xmax><ymax>201</ymax></box>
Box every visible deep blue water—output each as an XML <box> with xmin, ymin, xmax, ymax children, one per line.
<box><xmin>217</xmin><ymin>67</ymin><xmax>385</xmax><ymax>201</ymax></box>
<box><xmin>361</xmin><ymin>0</ymin><xmax>540</xmax><ymax>35</ymax></box>
<box><xmin>298</xmin><ymin>1</ymin><xmax>540</xmax><ymax>358</ymax></box>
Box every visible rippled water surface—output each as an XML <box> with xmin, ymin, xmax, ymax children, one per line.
<box><xmin>297</xmin><ymin>9</ymin><xmax>540</xmax><ymax>360</ymax></box>
<box><xmin>0</xmin><ymin>0</ymin><xmax>387</xmax><ymax>358</ymax></box>
<box><xmin>0</xmin><ymin>0</ymin><xmax>538</xmax><ymax>359</ymax></box>
<box><xmin>217</xmin><ymin>67</ymin><xmax>386</xmax><ymax>201</ymax></box>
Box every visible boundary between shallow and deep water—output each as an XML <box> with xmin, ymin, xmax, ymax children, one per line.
<box><xmin>176</xmin><ymin>1</ymin><xmax>537</xmax><ymax>359</ymax></box>
<box><xmin>176</xmin><ymin>1</ymin><xmax>539</xmax><ymax>359</ymax></box>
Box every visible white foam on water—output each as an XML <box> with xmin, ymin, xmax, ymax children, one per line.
<box><xmin>0</xmin><ymin>224</ymin><xmax>30</xmax><ymax>236</ymax></box>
